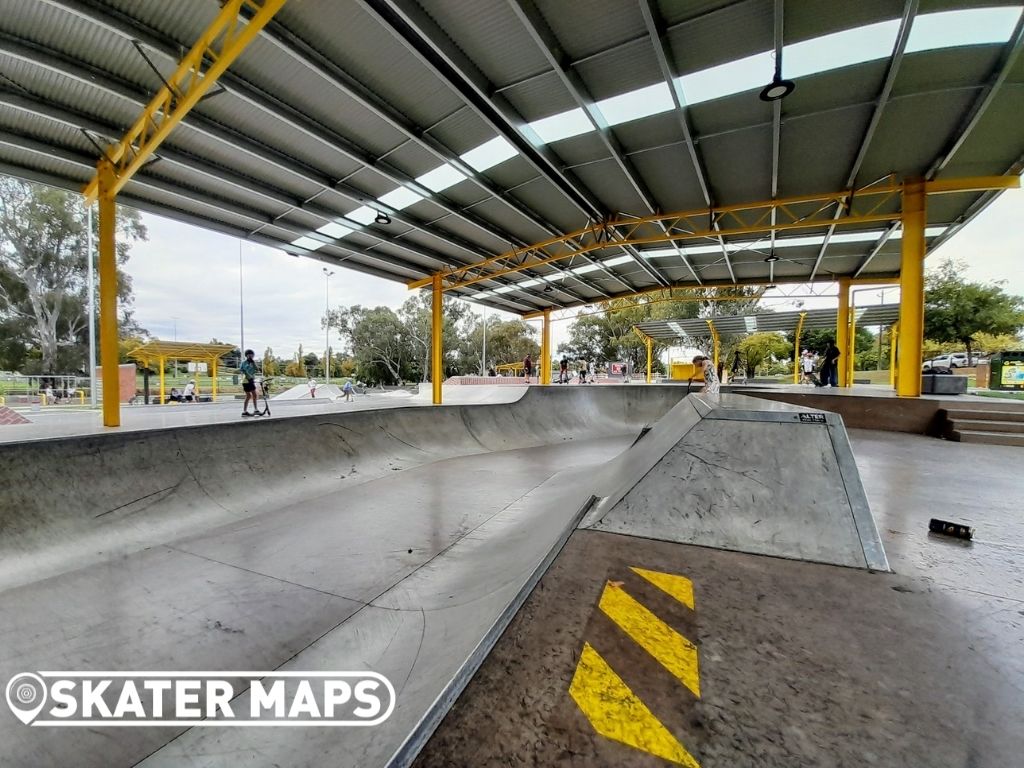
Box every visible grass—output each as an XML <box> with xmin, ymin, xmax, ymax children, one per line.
<box><xmin>973</xmin><ymin>390</ymin><xmax>1024</xmax><ymax>401</ymax></box>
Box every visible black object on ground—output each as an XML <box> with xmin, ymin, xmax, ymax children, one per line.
<box><xmin>928</xmin><ymin>518</ymin><xmax>974</xmax><ymax>540</ymax></box>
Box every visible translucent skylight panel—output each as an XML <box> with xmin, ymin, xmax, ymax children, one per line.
<box><xmin>471</xmin><ymin>291</ymin><xmax>489</xmax><ymax>299</ymax></box>
<box><xmin>416</xmin><ymin>163</ymin><xmax>468</xmax><ymax>192</ymax></box>
<box><xmin>316</xmin><ymin>222</ymin><xmax>354</xmax><ymax>239</ymax></box>
<box><xmin>378</xmin><ymin>186</ymin><xmax>424</xmax><ymax>211</ymax></box>
<box><xmin>291</xmin><ymin>236</ymin><xmax>323</xmax><ymax>251</ymax></box>
<box><xmin>493</xmin><ymin>285</ymin><xmax>516</xmax><ymax>294</ymax></box>
<box><xmin>784</xmin><ymin>20</ymin><xmax>899</xmax><ymax>79</ymax></box>
<box><xmin>598</xmin><ymin>83</ymin><xmax>674</xmax><ymax>126</ymax></box>
<box><xmin>907</xmin><ymin>7</ymin><xmax>1022</xmax><ymax>53</ymax></box>
<box><xmin>518</xmin><ymin>278</ymin><xmax>541</xmax><ymax>288</ymax></box>
<box><xmin>345</xmin><ymin>206</ymin><xmax>378</xmax><ymax>225</ymax></box>
<box><xmin>678</xmin><ymin>50</ymin><xmax>774</xmax><ymax>105</ymax></box>
<box><xmin>602</xmin><ymin>254</ymin><xmax>634</xmax><ymax>266</ymax></box>
<box><xmin>571</xmin><ymin>263</ymin><xmax>602</xmax><ymax>274</ymax></box>
<box><xmin>529</xmin><ymin>108</ymin><xmax>593</xmax><ymax>144</ymax></box>
<box><xmin>461</xmin><ymin>136</ymin><xmax>518</xmax><ymax>172</ymax></box>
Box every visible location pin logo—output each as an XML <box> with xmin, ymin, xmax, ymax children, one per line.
<box><xmin>6</xmin><ymin>673</ymin><xmax>47</xmax><ymax>725</ymax></box>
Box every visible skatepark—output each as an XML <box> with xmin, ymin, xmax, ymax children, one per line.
<box><xmin>1</xmin><ymin>0</ymin><xmax>1023</xmax><ymax>766</ymax></box>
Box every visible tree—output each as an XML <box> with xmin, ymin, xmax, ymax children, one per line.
<box><xmin>464</xmin><ymin>316</ymin><xmax>538</xmax><ymax>372</ymax></box>
<box><xmin>971</xmin><ymin>332</ymin><xmax>1023</xmax><ymax>355</ymax></box>
<box><xmin>262</xmin><ymin>347</ymin><xmax>278</xmax><ymax>376</ymax></box>
<box><xmin>396</xmin><ymin>290</ymin><xmax>468</xmax><ymax>381</ymax></box>
<box><xmin>0</xmin><ymin>178</ymin><xmax>147</xmax><ymax>373</ymax></box>
<box><xmin>738</xmin><ymin>332</ymin><xmax>792</xmax><ymax>377</ymax></box>
<box><xmin>326</xmin><ymin>305</ymin><xmax>411</xmax><ymax>384</ymax></box>
<box><xmin>925</xmin><ymin>259</ymin><xmax>1024</xmax><ymax>363</ymax></box>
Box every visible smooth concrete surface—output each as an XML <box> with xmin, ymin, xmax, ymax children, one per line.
<box><xmin>0</xmin><ymin>386</ymin><xmax>688</xmax><ymax>767</ymax></box>
<box><xmin>414</xmin><ymin>430</ymin><xmax>1024</xmax><ymax>768</ymax></box>
<box><xmin>585</xmin><ymin>394</ymin><xmax>887</xmax><ymax>570</ymax></box>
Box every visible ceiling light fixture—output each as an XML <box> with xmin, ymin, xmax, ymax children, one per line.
<box><xmin>764</xmin><ymin>253</ymin><xmax>779</xmax><ymax>263</ymax></box>
<box><xmin>374</xmin><ymin>210</ymin><xmax>391</xmax><ymax>225</ymax></box>
<box><xmin>759</xmin><ymin>77</ymin><xmax>795</xmax><ymax>101</ymax></box>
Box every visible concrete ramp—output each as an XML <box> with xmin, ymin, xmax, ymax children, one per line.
<box><xmin>584</xmin><ymin>394</ymin><xmax>889</xmax><ymax>571</ymax></box>
<box><xmin>272</xmin><ymin>382</ymin><xmax>342</xmax><ymax>400</ymax></box>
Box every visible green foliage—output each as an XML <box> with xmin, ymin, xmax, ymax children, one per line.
<box><xmin>738</xmin><ymin>332</ymin><xmax>792</xmax><ymax>376</ymax></box>
<box><xmin>924</xmin><ymin>258</ymin><xmax>1024</xmax><ymax>360</ymax></box>
<box><xmin>0</xmin><ymin>177</ymin><xmax>147</xmax><ymax>374</ymax></box>
<box><xmin>262</xmin><ymin>348</ymin><xmax>278</xmax><ymax>376</ymax></box>
<box><xmin>461</xmin><ymin>315</ymin><xmax>538</xmax><ymax>374</ymax></box>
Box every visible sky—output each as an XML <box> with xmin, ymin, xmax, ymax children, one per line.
<box><xmin>125</xmin><ymin>186</ymin><xmax>1023</xmax><ymax>363</ymax></box>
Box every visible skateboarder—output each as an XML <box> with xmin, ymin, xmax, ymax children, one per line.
<box><xmin>342</xmin><ymin>379</ymin><xmax>355</xmax><ymax>402</ymax></box>
<box><xmin>559</xmin><ymin>356</ymin><xmax>569</xmax><ymax>384</ymax></box>
<box><xmin>523</xmin><ymin>354</ymin><xmax>533</xmax><ymax>381</ymax></box>
<box><xmin>692</xmin><ymin>355</ymin><xmax>720</xmax><ymax>395</ymax></box>
<box><xmin>241</xmin><ymin>349</ymin><xmax>259</xmax><ymax>416</ymax></box>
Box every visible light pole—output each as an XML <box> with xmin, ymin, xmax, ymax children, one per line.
<box><xmin>238</xmin><ymin>241</ymin><xmax>245</xmax><ymax>358</ymax></box>
<box><xmin>481</xmin><ymin>304</ymin><xmax>487</xmax><ymax>375</ymax></box>
<box><xmin>86</xmin><ymin>203</ymin><xmax>97</xmax><ymax>406</ymax></box>
<box><xmin>323</xmin><ymin>267</ymin><xmax>334</xmax><ymax>384</ymax></box>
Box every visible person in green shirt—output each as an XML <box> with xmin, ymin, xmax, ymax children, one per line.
<box><xmin>240</xmin><ymin>349</ymin><xmax>259</xmax><ymax>417</ymax></box>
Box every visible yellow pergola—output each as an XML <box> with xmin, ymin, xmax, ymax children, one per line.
<box><xmin>127</xmin><ymin>341</ymin><xmax>236</xmax><ymax>405</ymax></box>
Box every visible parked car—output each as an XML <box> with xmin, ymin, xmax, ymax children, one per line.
<box><xmin>922</xmin><ymin>352</ymin><xmax>982</xmax><ymax>370</ymax></box>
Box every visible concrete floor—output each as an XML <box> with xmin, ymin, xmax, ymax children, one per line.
<box><xmin>415</xmin><ymin>430</ymin><xmax>1024</xmax><ymax>767</ymax></box>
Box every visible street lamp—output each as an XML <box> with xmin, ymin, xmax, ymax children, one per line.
<box><xmin>323</xmin><ymin>267</ymin><xmax>335</xmax><ymax>384</ymax></box>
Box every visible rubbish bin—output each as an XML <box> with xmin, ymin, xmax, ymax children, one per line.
<box><xmin>974</xmin><ymin>361</ymin><xmax>990</xmax><ymax>388</ymax></box>
<box><xmin>989</xmin><ymin>351</ymin><xmax>1024</xmax><ymax>391</ymax></box>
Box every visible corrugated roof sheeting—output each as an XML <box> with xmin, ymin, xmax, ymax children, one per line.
<box><xmin>667</xmin><ymin>0</ymin><xmax>773</xmax><ymax>75</ymax></box>
<box><xmin>532</xmin><ymin>0</ymin><xmax>649</xmax><ymax>61</ymax></box>
<box><xmin>701</xmin><ymin>126</ymin><xmax>773</xmax><ymax>203</ymax></box>
<box><xmin>656</xmin><ymin>0</ymin><xmax>750</xmax><ymax>28</ymax></box>
<box><xmin>572</xmin><ymin>38</ymin><xmax>665</xmax><ymax>101</ymax></box>
<box><xmin>857</xmin><ymin>88</ymin><xmax>982</xmax><ymax>182</ymax></box>
<box><xmin>611</xmin><ymin>112</ymin><xmax>692</xmax><ymax>155</ymax></box>
<box><xmin>0</xmin><ymin>107</ymin><xmax>95</xmax><ymax>156</ymax></box>
<box><xmin>784</xmin><ymin>62</ymin><xmax>889</xmax><ymax>118</ymax></box>
<box><xmin>940</xmin><ymin>88</ymin><xmax>1024</xmax><ymax>174</ymax></box>
<box><xmin>274</xmin><ymin>0</ymin><xmax>464</xmax><ymax>128</ymax></box>
<box><xmin>569</xmin><ymin>158</ymin><xmax>650</xmax><ymax>215</ymax></box>
<box><xmin>501</xmin><ymin>69</ymin><xmax>579</xmax><ymax>123</ymax></box>
<box><xmin>620</xmin><ymin>144</ymin><xmax>707</xmax><ymax>212</ymax></box>
<box><xmin>102</xmin><ymin>0</ymin><xmax>216</xmax><ymax>46</ymax></box>
<box><xmin>423</xmin><ymin>106</ymin><xmax>495</xmax><ymax>156</ymax></box>
<box><xmin>778</xmin><ymin>106</ymin><xmax>874</xmax><ymax>196</ymax></box>
<box><xmin>893</xmin><ymin>47</ymin><xmax>1003</xmax><ymax>96</ymax></box>
<box><xmin>542</xmin><ymin>132</ymin><xmax>611</xmax><ymax>168</ymax></box>
<box><xmin>415</xmin><ymin>0</ymin><xmax>550</xmax><ymax>88</ymax></box>
<box><xmin>787</xmin><ymin>0</ymin><xmax>904</xmax><ymax>44</ymax></box>
<box><xmin>687</xmin><ymin>89</ymin><xmax>773</xmax><ymax>139</ymax></box>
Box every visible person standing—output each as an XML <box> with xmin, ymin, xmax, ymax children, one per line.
<box><xmin>523</xmin><ymin>354</ymin><xmax>533</xmax><ymax>382</ymax></box>
<box><xmin>820</xmin><ymin>342</ymin><xmax>841</xmax><ymax>387</ymax></box>
<box><xmin>801</xmin><ymin>351</ymin><xmax>817</xmax><ymax>385</ymax></box>
<box><xmin>342</xmin><ymin>379</ymin><xmax>355</xmax><ymax>402</ymax></box>
<box><xmin>559</xmin><ymin>356</ymin><xmax>569</xmax><ymax>384</ymax></box>
<box><xmin>183</xmin><ymin>378</ymin><xmax>197</xmax><ymax>402</ymax></box>
<box><xmin>240</xmin><ymin>349</ymin><xmax>259</xmax><ymax>416</ymax></box>
<box><xmin>692</xmin><ymin>355</ymin><xmax>720</xmax><ymax>395</ymax></box>
<box><xmin>308</xmin><ymin>377</ymin><xmax>317</xmax><ymax>398</ymax></box>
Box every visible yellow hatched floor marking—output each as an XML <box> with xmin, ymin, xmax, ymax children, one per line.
<box><xmin>570</xmin><ymin>642</ymin><xmax>701</xmax><ymax>768</ymax></box>
<box><xmin>599</xmin><ymin>582</ymin><xmax>700</xmax><ymax>697</ymax></box>
<box><xmin>630</xmin><ymin>567</ymin><xmax>695</xmax><ymax>609</ymax></box>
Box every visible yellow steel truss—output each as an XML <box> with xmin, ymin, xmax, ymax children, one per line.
<box><xmin>83</xmin><ymin>0</ymin><xmax>288</xmax><ymax>203</ymax></box>
<box><xmin>410</xmin><ymin>176</ymin><xmax>1018</xmax><ymax>294</ymax></box>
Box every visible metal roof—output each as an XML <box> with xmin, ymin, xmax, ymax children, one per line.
<box><xmin>634</xmin><ymin>303</ymin><xmax>902</xmax><ymax>340</ymax></box>
<box><xmin>0</xmin><ymin>0</ymin><xmax>1021</xmax><ymax>316</ymax></box>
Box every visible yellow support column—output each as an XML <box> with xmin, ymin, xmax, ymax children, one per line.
<box><xmin>432</xmin><ymin>273</ymin><xmax>443</xmax><ymax>405</ymax></box>
<box><xmin>705</xmin><ymin>320</ymin><xmax>720</xmax><ymax>372</ymax></box>
<box><xmin>897</xmin><ymin>180</ymin><xmax>926</xmax><ymax>397</ymax></box>
<box><xmin>210</xmin><ymin>357</ymin><xmax>218</xmax><ymax>401</ymax></box>
<box><xmin>97</xmin><ymin>161</ymin><xmax>120</xmax><ymax>427</ymax></box>
<box><xmin>540</xmin><ymin>308</ymin><xmax>552</xmax><ymax>384</ymax></box>
<box><xmin>646</xmin><ymin>337</ymin><xmax>653</xmax><ymax>383</ymax></box>
<box><xmin>889</xmin><ymin>322</ymin><xmax>899</xmax><ymax>389</ymax></box>
<box><xmin>847</xmin><ymin>309</ymin><xmax>857</xmax><ymax>386</ymax></box>
<box><xmin>836</xmin><ymin>278</ymin><xmax>851</xmax><ymax>387</ymax></box>
<box><xmin>792</xmin><ymin>311</ymin><xmax>806</xmax><ymax>384</ymax></box>
<box><xmin>159</xmin><ymin>356</ymin><xmax>165</xmax><ymax>405</ymax></box>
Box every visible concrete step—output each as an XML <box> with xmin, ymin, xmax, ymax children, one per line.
<box><xmin>943</xmin><ymin>408</ymin><xmax>1024</xmax><ymax>423</ymax></box>
<box><xmin>949</xmin><ymin>419</ymin><xmax>1024</xmax><ymax>434</ymax></box>
<box><xmin>950</xmin><ymin>429</ymin><xmax>1024</xmax><ymax>447</ymax></box>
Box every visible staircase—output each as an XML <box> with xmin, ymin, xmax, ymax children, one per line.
<box><xmin>941</xmin><ymin>407</ymin><xmax>1024</xmax><ymax>447</ymax></box>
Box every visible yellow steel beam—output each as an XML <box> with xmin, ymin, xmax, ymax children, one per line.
<box><xmin>924</xmin><ymin>176</ymin><xmax>1020</xmax><ymax>195</ymax></box>
<box><xmin>519</xmin><ymin>278</ymin><xmax>893</xmax><ymax>320</ymax></box>
<box><xmin>705</xmin><ymin>320</ymin><xmax>720</xmax><ymax>372</ymax></box>
<box><xmin>836</xmin><ymin>279</ymin><xmax>851</xmax><ymax>388</ymax></box>
<box><xmin>410</xmin><ymin>175</ymin><xmax>1016</xmax><ymax>294</ymax></box>
<box><xmin>83</xmin><ymin>0</ymin><xmax>289</xmax><ymax>203</ymax></box>
<box><xmin>540</xmin><ymin>308</ymin><xmax>552</xmax><ymax>385</ymax></box>
<box><xmin>432</xmin><ymin>273</ymin><xmax>442</xmax><ymax>404</ymax></box>
<box><xmin>889</xmin><ymin>321</ymin><xmax>899</xmax><ymax>389</ymax></box>
<box><xmin>897</xmin><ymin>181</ymin><xmax>926</xmax><ymax>397</ymax></box>
<box><xmin>98</xmin><ymin>162</ymin><xmax>120</xmax><ymax>426</ymax></box>
<box><xmin>792</xmin><ymin>311</ymin><xmax>806</xmax><ymax>384</ymax></box>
